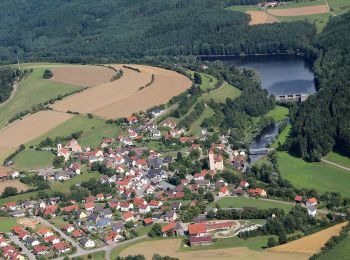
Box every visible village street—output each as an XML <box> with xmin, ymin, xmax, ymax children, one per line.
<box><xmin>8</xmin><ymin>233</ymin><xmax>36</xmax><ymax>260</ymax></box>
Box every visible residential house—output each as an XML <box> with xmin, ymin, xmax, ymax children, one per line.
<box><xmin>79</xmin><ymin>237</ymin><xmax>95</xmax><ymax>248</ymax></box>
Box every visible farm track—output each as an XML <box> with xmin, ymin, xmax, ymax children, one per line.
<box><xmin>321</xmin><ymin>158</ymin><xmax>350</xmax><ymax>172</ymax></box>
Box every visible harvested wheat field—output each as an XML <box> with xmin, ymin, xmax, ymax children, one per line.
<box><xmin>50</xmin><ymin>65</ymin><xmax>116</xmax><ymax>87</ymax></box>
<box><xmin>268</xmin><ymin>5</ymin><xmax>329</xmax><ymax>16</ymax></box>
<box><xmin>0</xmin><ymin>180</ymin><xmax>28</xmax><ymax>194</ymax></box>
<box><xmin>120</xmin><ymin>239</ymin><xmax>305</xmax><ymax>260</ymax></box>
<box><xmin>52</xmin><ymin>65</ymin><xmax>192</xmax><ymax>119</ymax></box>
<box><xmin>247</xmin><ymin>11</ymin><xmax>279</xmax><ymax>25</ymax></box>
<box><xmin>270</xmin><ymin>222</ymin><xmax>348</xmax><ymax>255</ymax></box>
<box><xmin>0</xmin><ymin>111</ymin><xmax>73</xmax><ymax>158</ymax></box>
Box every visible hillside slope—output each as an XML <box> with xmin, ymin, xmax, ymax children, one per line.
<box><xmin>0</xmin><ymin>0</ymin><xmax>316</xmax><ymax>63</ymax></box>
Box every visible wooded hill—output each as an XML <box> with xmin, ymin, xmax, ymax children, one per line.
<box><xmin>0</xmin><ymin>0</ymin><xmax>316</xmax><ymax>64</ymax></box>
<box><xmin>289</xmin><ymin>12</ymin><xmax>350</xmax><ymax>160</ymax></box>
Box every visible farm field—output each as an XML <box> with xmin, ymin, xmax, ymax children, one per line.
<box><xmin>52</xmin><ymin>64</ymin><xmax>192</xmax><ymax>119</ymax></box>
<box><xmin>276</xmin><ymin>13</ymin><xmax>331</xmax><ymax>32</ymax></box>
<box><xmin>0</xmin><ymin>180</ymin><xmax>29</xmax><ymax>194</ymax></box>
<box><xmin>12</xmin><ymin>150</ymin><xmax>55</xmax><ymax>170</ymax></box>
<box><xmin>269</xmin><ymin>222</ymin><xmax>348</xmax><ymax>255</ymax></box>
<box><xmin>272</xmin><ymin>0</ymin><xmax>326</xmax><ymax>9</ymax></box>
<box><xmin>27</xmin><ymin>115</ymin><xmax>120</xmax><ymax>148</ymax></box>
<box><xmin>50</xmin><ymin>65</ymin><xmax>115</xmax><ymax>87</ymax></box>
<box><xmin>119</xmin><ymin>238</ymin><xmax>305</xmax><ymax>260</ymax></box>
<box><xmin>247</xmin><ymin>11</ymin><xmax>279</xmax><ymax>25</ymax></box>
<box><xmin>323</xmin><ymin>151</ymin><xmax>350</xmax><ymax>169</ymax></box>
<box><xmin>200</xmin><ymin>83</ymin><xmax>240</xmax><ymax>103</ymax></box>
<box><xmin>211</xmin><ymin>197</ymin><xmax>293</xmax><ymax>211</ymax></box>
<box><xmin>266</xmin><ymin>105</ymin><xmax>289</xmax><ymax>121</ymax></box>
<box><xmin>0</xmin><ymin>110</ymin><xmax>73</xmax><ymax>162</ymax></box>
<box><xmin>0</xmin><ymin>67</ymin><xmax>77</xmax><ymax>130</ymax></box>
<box><xmin>318</xmin><ymin>235</ymin><xmax>350</xmax><ymax>260</ymax></box>
<box><xmin>328</xmin><ymin>0</ymin><xmax>350</xmax><ymax>15</ymax></box>
<box><xmin>189</xmin><ymin>106</ymin><xmax>215</xmax><ymax>135</ymax></box>
<box><xmin>277</xmin><ymin>152</ymin><xmax>350</xmax><ymax>197</ymax></box>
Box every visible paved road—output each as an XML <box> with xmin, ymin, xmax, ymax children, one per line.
<box><xmin>321</xmin><ymin>158</ymin><xmax>350</xmax><ymax>172</ymax></box>
<box><xmin>8</xmin><ymin>233</ymin><xmax>36</xmax><ymax>260</ymax></box>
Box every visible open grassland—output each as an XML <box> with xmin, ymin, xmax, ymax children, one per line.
<box><xmin>323</xmin><ymin>151</ymin><xmax>350</xmax><ymax>169</ymax></box>
<box><xmin>52</xmin><ymin>64</ymin><xmax>192</xmax><ymax>119</ymax></box>
<box><xmin>328</xmin><ymin>0</ymin><xmax>350</xmax><ymax>15</ymax></box>
<box><xmin>77</xmin><ymin>251</ymin><xmax>106</xmax><ymax>260</ymax></box>
<box><xmin>318</xmin><ymin>235</ymin><xmax>350</xmax><ymax>260</ymax></box>
<box><xmin>200</xmin><ymin>83</ymin><xmax>240</xmax><ymax>103</ymax></box>
<box><xmin>0</xmin><ymin>180</ymin><xmax>28</xmax><ymax>194</ymax></box>
<box><xmin>278</xmin><ymin>152</ymin><xmax>350</xmax><ymax>197</ymax></box>
<box><xmin>51</xmin><ymin>172</ymin><xmax>100</xmax><ymax>193</ymax></box>
<box><xmin>267</xmin><ymin>105</ymin><xmax>289</xmax><ymax>121</ymax></box>
<box><xmin>12</xmin><ymin>150</ymin><xmax>55</xmax><ymax>170</ymax></box>
<box><xmin>0</xmin><ymin>217</ymin><xmax>19</xmax><ymax>232</ymax></box>
<box><xmin>200</xmin><ymin>73</ymin><xmax>218</xmax><ymax>91</ymax></box>
<box><xmin>247</xmin><ymin>11</ymin><xmax>279</xmax><ymax>25</ymax></box>
<box><xmin>0</xmin><ymin>191</ymin><xmax>39</xmax><ymax>206</ymax></box>
<box><xmin>270</xmin><ymin>222</ymin><xmax>348</xmax><ymax>255</ymax></box>
<box><xmin>272</xmin><ymin>124</ymin><xmax>291</xmax><ymax>148</ymax></box>
<box><xmin>211</xmin><ymin>197</ymin><xmax>292</xmax><ymax>211</ymax></box>
<box><xmin>119</xmin><ymin>238</ymin><xmax>305</xmax><ymax>260</ymax></box>
<box><xmin>0</xmin><ymin>67</ymin><xmax>77</xmax><ymax>129</ymax></box>
<box><xmin>274</xmin><ymin>0</ymin><xmax>326</xmax><ymax>9</ymax></box>
<box><xmin>277</xmin><ymin>13</ymin><xmax>331</xmax><ymax>32</ymax></box>
<box><xmin>51</xmin><ymin>65</ymin><xmax>115</xmax><ymax>87</ymax></box>
<box><xmin>189</xmin><ymin>106</ymin><xmax>215</xmax><ymax>135</ymax></box>
<box><xmin>0</xmin><ymin>110</ymin><xmax>73</xmax><ymax>161</ymax></box>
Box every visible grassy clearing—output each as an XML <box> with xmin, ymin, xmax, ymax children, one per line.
<box><xmin>318</xmin><ymin>235</ymin><xmax>350</xmax><ymax>260</ymax></box>
<box><xmin>27</xmin><ymin>115</ymin><xmax>120</xmax><ymax>148</ymax></box>
<box><xmin>211</xmin><ymin>197</ymin><xmax>292</xmax><ymax>211</ymax></box>
<box><xmin>200</xmin><ymin>83</ymin><xmax>241</xmax><ymax>103</ymax></box>
<box><xmin>267</xmin><ymin>105</ymin><xmax>289</xmax><ymax>121</ymax></box>
<box><xmin>0</xmin><ymin>67</ymin><xmax>77</xmax><ymax>129</ymax></box>
<box><xmin>200</xmin><ymin>73</ymin><xmax>218</xmax><ymax>91</ymax></box>
<box><xmin>51</xmin><ymin>172</ymin><xmax>101</xmax><ymax>193</ymax></box>
<box><xmin>276</xmin><ymin>13</ymin><xmax>331</xmax><ymax>32</ymax></box>
<box><xmin>272</xmin><ymin>124</ymin><xmax>291</xmax><ymax>148</ymax></box>
<box><xmin>12</xmin><ymin>150</ymin><xmax>55</xmax><ymax>170</ymax></box>
<box><xmin>75</xmin><ymin>251</ymin><xmax>106</xmax><ymax>260</ymax></box>
<box><xmin>0</xmin><ymin>217</ymin><xmax>19</xmax><ymax>232</ymax></box>
<box><xmin>189</xmin><ymin>106</ymin><xmax>215</xmax><ymax>135</ymax></box>
<box><xmin>278</xmin><ymin>151</ymin><xmax>350</xmax><ymax>197</ymax></box>
<box><xmin>323</xmin><ymin>151</ymin><xmax>350</xmax><ymax>169</ymax></box>
<box><xmin>328</xmin><ymin>0</ymin><xmax>350</xmax><ymax>15</ymax></box>
<box><xmin>111</xmin><ymin>238</ymin><xmax>153</xmax><ymax>259</ymax></box>
<box><xmin>180</xmin><ymin>236</ymin><xmax>272</xmax><ymax>252</ymax></box>
<box><xmin>0</xmin><ymin>191</ymin><xmax>39</xmax><ymax>206</ymax></box>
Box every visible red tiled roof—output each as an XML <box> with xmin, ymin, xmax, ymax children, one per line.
<box><xmin>162</xmin><ymin>222</ymin><xmax>176</xmax><ymax>233</ymax></box>
<box><xmin>123</xmin><ymin>211</ymin><xmax>134</xmax><ymax>220</ymax></box>
<box><xmin>143</xmin><ymin>218</ymin><xmax>153</xmax><ymax>225</ymax></box>
<box><xmin>188</xmin><ymin>223</ymin><xmax>207</xmax><ymax>235</ymax></box>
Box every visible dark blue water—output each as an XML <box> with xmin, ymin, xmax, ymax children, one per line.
<box><xmin>202</xmin><ymin>55</ymin><xmax>316</xmax><ymax>96</ymax></box>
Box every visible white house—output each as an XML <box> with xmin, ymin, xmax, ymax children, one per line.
<box><xmin>79</xmin><ymin>237</ymin><xmax>95</xmax><ymax>248</ymax></box>
<box><xmin>57</xmin><ymin>143</ymin><xmax>71</xmax><ymax>161</ymax></box>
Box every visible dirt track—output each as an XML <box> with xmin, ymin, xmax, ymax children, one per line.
<box><xmin>267</xmin><ymin>5</ymin><xmax>329</xmax><ymax>16</ymax></box>
<box><xmin>247</xmin><ymin>11</ymin><xmax>279</xmax><ymax>25</ymax></box>
<box><xmin>120</xmin><ymin>239</ymin><xmax>306</xmax><ymax>260</ymax></box>
<box><xmin>50</xmin><ymin>65</ymin><xmax>116</xmax><ymax>87</ymax></box>
<box><xmin>269</xmin><ymin>222</ymin><xmax>348</xmax><ymax>255</ymax></box>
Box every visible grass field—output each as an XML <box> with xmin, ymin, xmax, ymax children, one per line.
<box><xmin>111</xmin><ymin>237</ymin><xmax>153</xmax><ymax>259</ymax></box>
<box><xmin>27</xmin><ymin>115</ymin><xmax>120</xmax><ymax>148</ymax></box>
<box><xmin>318</xmin><ymin>235</ymin><xmax>350</xmax><ymax>260</ymax></box>
<box><xmin>0</xmin><ymin>67</ymin><xmax>77</xmax><ymax>129</ymax></box>
<box><xmin>277</xmin><ymin>13</ymin><xmax>331</xmax><ymax>32</ymax></box>
<box><xmin>272</xmin><ymin>124</ymin><xmax>291</xmax><ymax>148</ymax></box>
<box><xmin>51</xmin><ymin>172</ymin><xmax>100</xmax><ymax>193</ymax></box>
<box><xmin>189</xmin><ymin>106</ymin><xmax>215</xmax><ymax>135</ymax></box>
<box><xmin>0</xmin><ymin>191</ymin><xmax>39</xmax><ymax>206</ymax></box>
<box><xmin>267</xmin><ymin>106</ymin><xmax>289</xmax><ymax>121</ymax></box>
<box><xmin>75</xmin><ymin>251</ymin><xmax>106</xmax><ymax>260</ymax></box>
<box><xmin>200</xmin><ymin>83</ymin><xmax>241</xmax><ymax>103</ymax></box>
<box><xmin>278</xmin><ymin>152</ymin><xmax>350</xmax><ymax>197</ymax></box>
<box><xmin>273</xmin><ymin>0</ymin><xmax>326</xmax><ymax>9</ymax></box>
<box><xmin>0</xmin><ymin>217</ymin><xmax>19</xmax><ymax>232</ymax></box>
<box><xmin>328</xmin><ymin>0</ymin><xmax>350</xmax><ymax>15</ymax></box>
<box><xmin>323</xmin><ymin>151</ymin><xmax>350</xmax><ymax>169</ymax></box>
<box><xmin>200</xmin><ymin>73</ymin><xmax>218</xmax><ymax>91</ymax></box>
<box><xmin>211</xmin><ymin>197</ymin><xmax>293</xmax><ymax>211</ymax></box>
<box><xmin>12</xmin><ymin>150</ymin><xmax>55</xmax><ymax>170</ymax></box>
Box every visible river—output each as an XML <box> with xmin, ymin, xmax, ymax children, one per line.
<box><xmin>202</xmin><ymin>54</ymin><xmax>316</xmax><ymax>162</ymax></box>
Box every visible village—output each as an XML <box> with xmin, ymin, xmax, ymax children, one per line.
<box><xmin>0</xmin><ymin>109</ymin><xmax>322</xmax><ymax>260</ymax></box>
